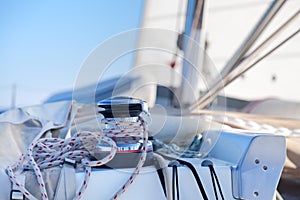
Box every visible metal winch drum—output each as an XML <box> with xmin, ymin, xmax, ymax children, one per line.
<box><xmin>95</xmin><ymin>96</ymin><xmax>153</xmax><ymax>168</ymax></box>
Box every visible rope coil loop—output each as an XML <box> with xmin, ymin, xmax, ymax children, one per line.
<box><xmin>6</xmin><ymin>110</ymin><xmax>150</xmax><ymax>200</ymax></box>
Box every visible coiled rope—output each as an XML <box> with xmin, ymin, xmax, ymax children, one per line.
<box><xmin>6</xmin><ymin>112</ymin><xmax>149</xmax><ymax>200</ymax></box>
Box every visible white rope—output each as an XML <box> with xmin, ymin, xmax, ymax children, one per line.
<box><xmin>204</xmin><ymin>114</ymin><xmax>300</xmax><ymax>137</ymax></box>
<box><xmin>7</xmin><ymin>131</ymin><xmax>117</xmax><ymax>200</ymax></box>
<box><xmin>6</xmin><ymin>112</ymin><xmax>149</xmax><ymax>200</ymax></box>
<box><xmin>109</xmin><ymin>113</ymin><xmax>149</xmax><ymax>200</ymax></box>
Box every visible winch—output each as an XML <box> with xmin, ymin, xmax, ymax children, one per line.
<box><xmin>96</xmin><ymin>96</ymin><xmax>153</xmax><ymax>168</ymax></box>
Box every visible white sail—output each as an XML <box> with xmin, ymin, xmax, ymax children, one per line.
<box><xmin>132</xmin><ymin>0</ymin><xmax>188</xmax><ymax>107</ymax></box>
<box><xmin>134</xmin><ymin>0</ymin><xmax>188</xmax><ymax>84</ymax></box>
<box><xmin>133</xmin><ymin>0</ymin><xmax>214</xmax><ymax>107</ymax></box>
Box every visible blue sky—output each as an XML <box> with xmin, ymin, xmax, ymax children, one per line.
<box><xmin>0</xmin><ymin>1</ymin><xmax>144</xmax><ymax>109</ymax></box>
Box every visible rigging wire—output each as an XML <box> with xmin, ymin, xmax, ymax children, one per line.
<box><xmin>190</xmin><ymin>28</ymin><xmax>300</xmax><ymax>110</ymax></box>
<box><xmin>189</xmin><ymin>0</ymin><xmax>287</xmax><ymax>111</ymax></box>
<box><xmin>189</xmin><ymin>4</ymin><xmax>300</xmax><ymax>111</ymax></box>
<box><xmin>220</xmin><ymin>0</ymin><xmax>287</xmax><ymax>78</ymax></box>
<box><xmin>239</xmin><ymin>9</ymin><xmax>300</xmax><ymax>66</ymax></box>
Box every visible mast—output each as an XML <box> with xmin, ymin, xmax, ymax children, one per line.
<box><xmin>177</xmin><ymin>0</ymin><xmax>209</xmax><ymax>107</ymax></box>
<box><xmin>11</xmin><ymin>83</ymin><xmax>16</xmax><ymax>109</ymax></box>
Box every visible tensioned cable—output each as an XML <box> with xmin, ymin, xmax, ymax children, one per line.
<box><xmin>189</xmin><ymin>0</ymin><xmax>289</xmax><ymax>111</ymax></box>
<box><xmin>190</xmin><ymin>25</ymin><xmax>300</xmax><ymax>111</ymax></box>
